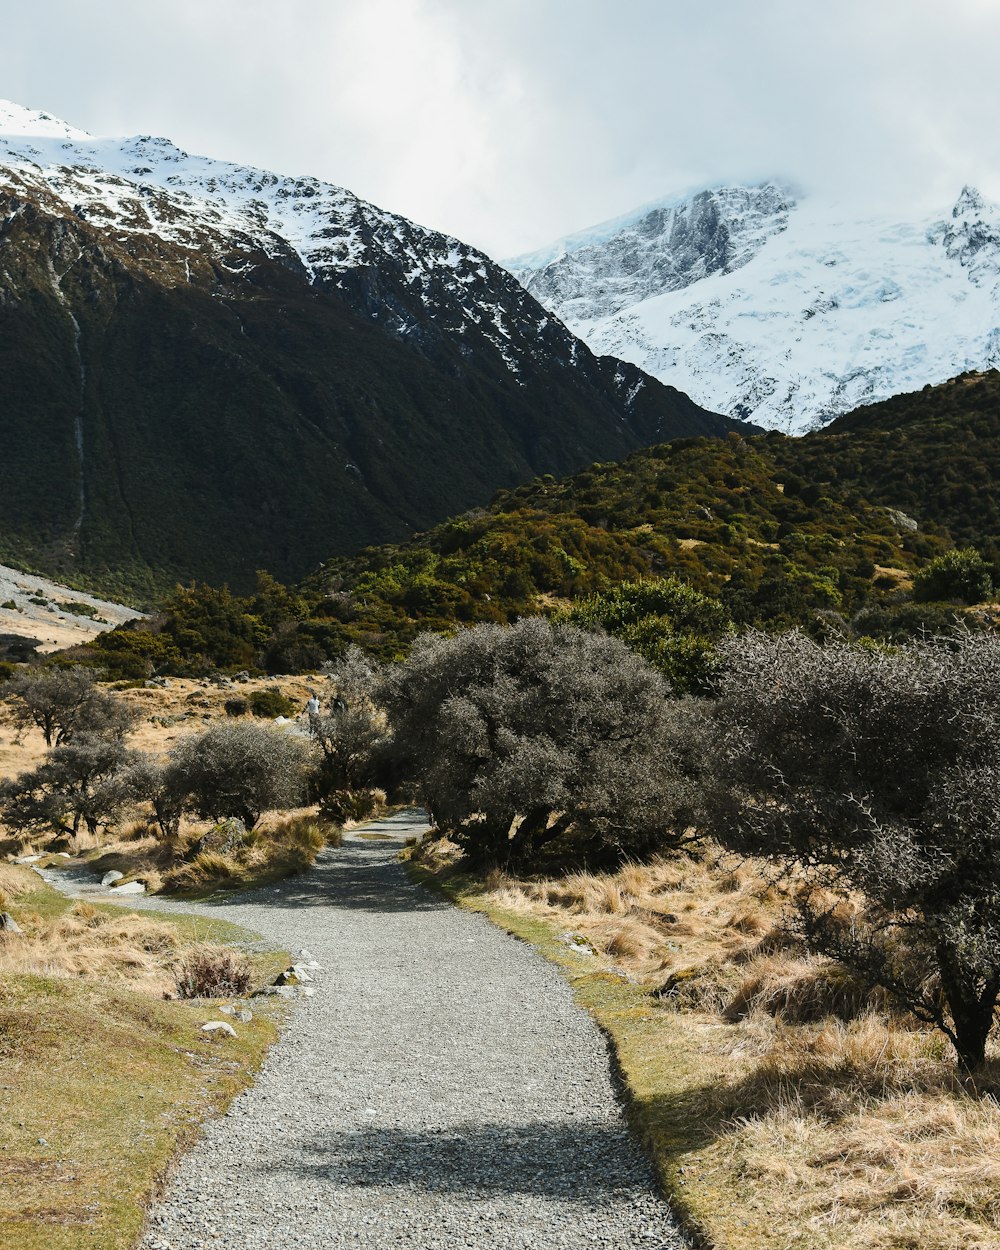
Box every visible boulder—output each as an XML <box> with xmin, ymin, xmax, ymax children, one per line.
<box><xmin>192</xmin><ymin>818</ymin><xmax>247</xmax><ymax>856</ymax></box>
<box><xmin>110</xmin><ymin>880</ymin><xmax>146</xmax><ymax>894</ymax></box>
<box><xmin>0</xmin><ymin>912</ymin><xmax>24</xmax><ymax>936</ymax></box>
<box><xmin>558</xmin><ymin>931</ymin><xmax>596</xmax><ymax>955</ymax></box>
<box><xmin>273</xmin><ymin>967</ymin><xmax>304</xmax><ymax>986</ymax></box>
<box><xmin>101</xmin><ymin>870</ymin><xmax>124</xmax><ymax>886</ymax></box>
<box><xmin>200</xmin><ymin>1021</ymin><xmax>237</xmax><ymax>1038</ymax></box>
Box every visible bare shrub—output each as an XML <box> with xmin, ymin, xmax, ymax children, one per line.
<box><xmin>168</xmin><ymin>721</ymin><xmax>315</xmax><ymax>829</ymax></box>
<box><xmin>379</xmin><ymin>618</ymin><xmax>702</xmax><ymax>869</ymax></box>
<box><xmin>714</xmin><ymin>628</ymin><xmax>1000</xmax><ymax>1072</ymax></box>
<box><xmin>0</xmin><ymin>735</ymin><xmax>145</xmax><ymax>838</ymax></box>
<box><xmin>1</xmin><ymin>667</ymin><xmax>137</xmax><ymax>747</ymax></box>
<box><xmin>174</xmin><ymin>945</ymin><xmax>252</xmax><ymax>998</ymax></box>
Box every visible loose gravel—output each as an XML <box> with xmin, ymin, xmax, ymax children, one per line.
<box><xmin>70</xmin><ymin>810</ymin><xmax>689</xmax><ymax>1249</ymax></box>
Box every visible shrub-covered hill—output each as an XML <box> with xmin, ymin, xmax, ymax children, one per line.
<box><xmin>305</xmin><ymin>433</ymin><xmax>946</xmax><ymax>647</ymax></box>
<box><xmin>773</xmin><ymin>370</ymin><xmax>1000</xmax><ymax>555</ymax></box>
<box><xmin>73</xmin><ymin>370</ymin><xmax>1000</xmax><ymax>677</ymax></box>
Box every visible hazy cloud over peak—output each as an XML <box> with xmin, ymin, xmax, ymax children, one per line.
<box><xmin>3</xmin><ymin>0</ymin><xmax>999</xmax><ymax>256</ymax></box>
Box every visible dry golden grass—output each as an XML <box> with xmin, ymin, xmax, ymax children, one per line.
<box><xmin>160</xmin><ymin>812</ymin><xmax>337</xmax><ymax>895</ymax></box>
<box><xmin>0</xmin><ymin>674</ymin><xmax>318</xmax><ymax>783</ymax></box>
<box><xmin>118</xmin><ymin>674</ymin><xmax>317</xmax><ymax>758</ymax></box>
<box><xmin>0</xmin><ymin>902</ymin><xmax>183</xmax><ymax>995</ymax></box>
<box><xmin>0</xmin><ymin>863</ymin><xmax>268</xmax><ymax>999</ymax></box>
<box><xmin>0</xmin><ymin>862</ymin><xmax>288</xmax><ymax>1250</ymax></box>
<box><xmin>413</xmin><ymin>842</ymin><xmax>1000</xmax><ymax>1249</ymax></box>
<box><xmin>466</xmin><ymin>846</ymin><xmax>787</xmax><ymax>986</ymax></box>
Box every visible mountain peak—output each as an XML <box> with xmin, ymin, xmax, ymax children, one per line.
<box><xmin>0</xmin><ymin>98</ymin><xmax>735</xmax><ymax>593</ymax></box>
<box><xmin>954</xmin><ymin>185</ymin><xmax>985</xmax><ymax>216</ymax></box>
<box><xmin>512</xmin><ymin>186</ymin><xmax>1000</xmax><ymax>433</ymax></box>
<box><xmin>0</xmin><ymin>99</ymin><xmax>91</xmax><ymax>142</ymax></box>
<box><xmin>507</xmin><ymin>180</ymin><xmax>797</xmax><ymax>328</ymax></box>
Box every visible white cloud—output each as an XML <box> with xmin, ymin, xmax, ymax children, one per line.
<box><xmin>2</xmin><ymin>0</ymin><xmax>1000</xmax><ymax>256</ymax></box>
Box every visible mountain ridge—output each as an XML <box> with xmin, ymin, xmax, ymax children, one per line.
<box><xmin>508</xmin><ymin>181</ymin><xmax>1000</xmax><ymax>432</ymax></box>
<box><xmin>0</xmin><ymin>101</ymin><xmax>739</xmax><ymax>598</ymax></box>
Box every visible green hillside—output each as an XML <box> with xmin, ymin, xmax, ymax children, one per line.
<box><xmin>772</xmin><ymin>370</ymin><xmax>1000</xmax><ymax>556</ymax></box>
<box><xmin>76</xmin><ymin>372</ymin><xmax>1000</xmax><ymax>679</ymax></box>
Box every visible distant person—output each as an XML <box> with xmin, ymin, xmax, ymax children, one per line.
<box><xmin>305</xmin><ymin>692</ymin><xmax>321</xmax><ymax>718</ymax></box>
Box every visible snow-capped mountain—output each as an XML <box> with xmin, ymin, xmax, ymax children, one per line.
<box><xmin>508</xmin><ymin>182</ymin><xmax>1000</xmax><ymax>433</ymax></box>
<box><xmin>0</xmin><ymin>98</ymin><xmax>559</xmax><ymax>372</ymax></box>
<box><xmin>0</xmin><ymin>101</ymin><xmax>734</xmax><ymax>593</ymax></box>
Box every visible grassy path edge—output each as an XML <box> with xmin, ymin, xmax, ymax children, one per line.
<box><xmin>0</xmin><ymin>868</ymin><xmax>291</xmax><ymax>1250</ymax></box>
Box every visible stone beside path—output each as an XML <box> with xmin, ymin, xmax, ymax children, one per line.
<box><xmin>75</xmin><ymin>810</ymin><xmax>690</xmax><ymax>1249</ymax></box>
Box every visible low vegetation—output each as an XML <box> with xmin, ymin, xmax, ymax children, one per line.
<box><xmin>0</xmin><ymin>863</ymin><xmax>287</xmax><ymax>1249</ymax></box>
<box><xmin>4</xmin><ymin>374</ymin><xmax>1000</xmax><ymax>1245</ymax></box>
<box><xmin>409</xmin><ymin>843</ymin><xmax>1000</xmax><ymax>1250</ymax></box>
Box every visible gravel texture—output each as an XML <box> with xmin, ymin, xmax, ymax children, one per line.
<box><xmin>65</xmin><ymin>810</ymin><xmax>689</xmax><ymax>1249</ymax></box>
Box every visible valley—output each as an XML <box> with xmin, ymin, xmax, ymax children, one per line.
<box><xmin>2</xmin><ymin>68</ymin><xmax>1000</xmax><ymax>1250</ymax></box>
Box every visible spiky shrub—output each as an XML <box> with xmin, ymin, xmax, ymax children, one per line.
<box><xmin>174</xmin><ymin>944</ymin><xmax>252</xmax><ymax>999</ymax></box>
<box><xmin>318</xmin><ymin>789</ymin><xmax>379</xmax><ymax>825</ymax></box>
<box><xmin>714</xmin><ymin>628</ymin><xmax>1000</xmax><ymax>1073</ymax></box>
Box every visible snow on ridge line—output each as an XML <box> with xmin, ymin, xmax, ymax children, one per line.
<box><xmin>0</xmin><ymin>99</ymin><xmax>485</xmax><ymax>283</ymax></box>
<box><xmin>0</xmin><ymin>99</ymin><xmax>572</xmax><ymax>382</ymax></box>
<box><xmin>0</xmin><ymin>99</ymin><xmax>92</xmax><ymax>142</ymax></box>
<box><xmin>504</xmin><ymin>178</ymin><xmax>799</xmax><ymax>271</ymax></box>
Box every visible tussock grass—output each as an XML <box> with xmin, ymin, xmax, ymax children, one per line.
<box><xmin>65</xmin><ymin>810</ymin><xmax>340</xmax><ymax>899</ymax></box>
<box><xmin>0</xmin><ymin>866</ymin><xmax>286</xmax><ymax>1250</ymax></box>
<box><xmin>409</xmin><ymin>840</ymin><xmax>1000</xmax><ymax>1250</ymax></box>
<box><xmin>174</xmin><ymin>944</ymin><xmax>252</xmax><ymax>999</ymax></box>
<box><xmin>161</xmin><ymin>812</ymin><xmax>338</xmax><ymax>895</ymax></box>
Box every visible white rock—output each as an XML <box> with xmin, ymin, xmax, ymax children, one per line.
<box><xmin>110</xmin><ymin>880</ymin><xmax>145</xmax><ymax>894</ymax></box>
<box><xmin>200</xmin><ymin>1021</ymin><xmax>237</xmax><ymax>1037</ymax></box>
<box><xmin>14</xmin><ymin>854</ymin><xmax>43</xmax><ymax>864</ymax></box>
<box><xmin>101</xmin><ymin>870</ymin><xmax>124</xmax><ymax>886</ymax></box>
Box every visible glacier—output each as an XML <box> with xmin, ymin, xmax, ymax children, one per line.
<box><xmin>507</xmin><ymin>181</ymin><xmax>1000</xmax><ymax>433</ymax></box>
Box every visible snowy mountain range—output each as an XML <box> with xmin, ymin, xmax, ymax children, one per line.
<box><xmin>508</xmin><ymin>182</ymin><xmax>1000</xmax><ymax>432</ymax></box>
<box><xmin>0</xmin><ymin>101</ymin><xmax>733</xmax><ymax>593</ymax></box>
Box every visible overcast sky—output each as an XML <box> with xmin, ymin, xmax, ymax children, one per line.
<box><xmin>3</xmin><ymin>0</ymin><xmax>1000</xmax><ymax>257</ymax></box>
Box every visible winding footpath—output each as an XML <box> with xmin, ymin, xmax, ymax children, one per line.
<box><xmin>59</xmin><ymin>811</ymin><xmax>688</xmax><ymax>1249</ymax></box>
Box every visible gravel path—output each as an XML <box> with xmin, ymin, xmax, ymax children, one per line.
<box><xmin>61</xmin><ymin>811</ymin><xmax>689</xmax><ymax>1249</ymax></box>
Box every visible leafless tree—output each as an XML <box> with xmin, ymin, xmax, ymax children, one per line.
<box><xmin>1</xmin><ymin>667</ymin><xmax>136</xmax><ymax>747</ymax></box>
<box><xmin>0</xmin><ymin>735</ymin><xmax>142</xmax><ymax>837</ymax></box>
